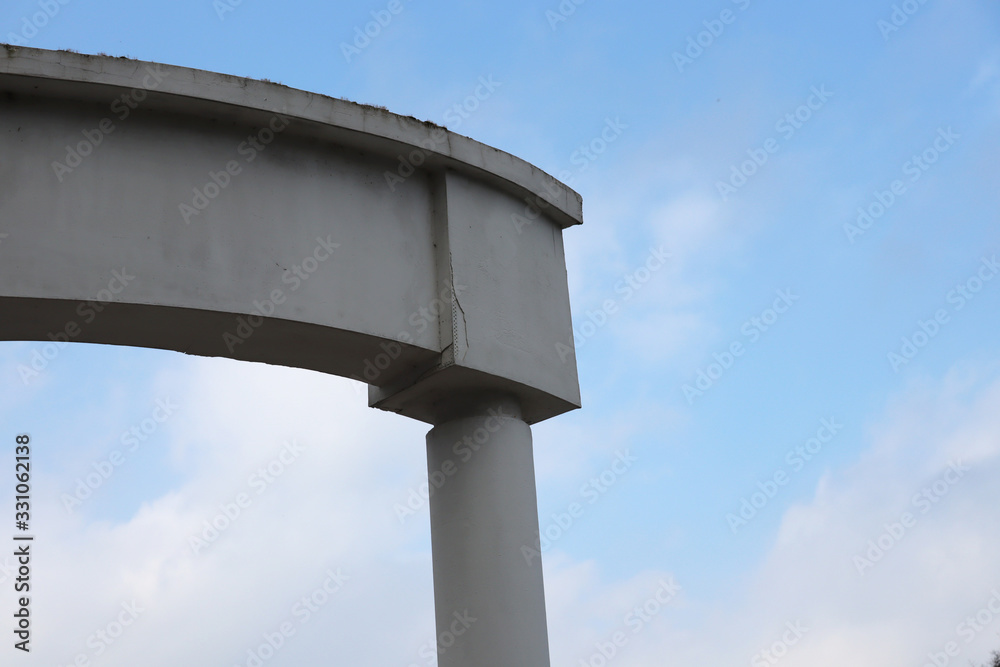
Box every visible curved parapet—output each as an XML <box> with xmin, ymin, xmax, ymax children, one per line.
<box><xmin>0</xmin><ymin>46</ymin><xmax>582</xmax><ymax>424</ymax></box>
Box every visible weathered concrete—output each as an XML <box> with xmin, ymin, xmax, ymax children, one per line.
<box><xmin>0</xmin><ymin>46</ymin><xmax>582</xmax><ymax>664</ymax></box>
<box><xmin>425</xmin><ymin>396</ymin><xmax>550</xmax><ymax>667</ymax></box>
<box><xmin>0</xmin><ymin>45</ymin><xmax>582</xmax><ymax>424</ymax></box>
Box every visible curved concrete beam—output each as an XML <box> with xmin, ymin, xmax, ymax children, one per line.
<box><xmin>0</xmin><ymin>46</ymin><xmax>582</xmax><ymax>425</ymax></box>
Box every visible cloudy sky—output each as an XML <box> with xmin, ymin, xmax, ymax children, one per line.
<box><xmin>2</xmin><ymin>0</ymin><xmax>1000</xmax><ymax>665</ymax></box>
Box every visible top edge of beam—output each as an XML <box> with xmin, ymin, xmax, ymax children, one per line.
<box><xmin>0</xmin><ymin>45</ymin><xmax>583</xmax><ymax>229</ymax></box>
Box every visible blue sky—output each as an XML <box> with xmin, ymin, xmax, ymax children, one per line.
<box><xmin>2</xmin><ymin>0</ymin><xmax>1000</xmax><ymax>665</ymax></box>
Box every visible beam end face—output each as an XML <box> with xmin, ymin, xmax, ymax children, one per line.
<box><xmin>370</xmin><ymin>171</ymin><xmax>581</xmax><ymax>425</ymax></box>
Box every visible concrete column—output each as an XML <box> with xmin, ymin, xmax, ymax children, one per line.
<box><xmin>425</xmin><ymin>395</ymin><xmax>551</xmax><ymax>667</ymax></box>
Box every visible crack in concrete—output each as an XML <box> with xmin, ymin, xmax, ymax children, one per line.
<box><xmin>454</xmin><ymin>287</ymin><xmax>469</xmax><ymax>361</ymax></box>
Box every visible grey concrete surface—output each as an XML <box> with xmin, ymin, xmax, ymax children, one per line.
<box><xmin>425</xmin><ymin>396</ymin><xmax>551</xmax><ymax>667</ymax></box>
<box><xmin>0</xmin><ymin>46</ymin><xmax>582</xmax><ymax>665</ymax></box>
<box><xmin>0</xmin><ymin>45</ymin><xmax>582</xmax><ymax>424</ymax></box>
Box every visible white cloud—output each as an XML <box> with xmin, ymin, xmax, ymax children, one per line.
<box><xmin>538</xmin><ymin>363</ymin><xmax>1000</xmax><ymax>666</ymax></box>
<box><xmin>0</xmin><ymin>356</ymin><xmax>438</xmax><ymax>666</ymax></box>
<box><xmin>7</xmin><ymin>345</ymin><xmax>1000</xmax><ymax>667</ymax></box>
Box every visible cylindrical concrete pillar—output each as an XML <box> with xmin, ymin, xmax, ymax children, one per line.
<box><xmin>425</xmin><ymin>395</ymin><xmax>550</xmax><ymax>667</ymax></box>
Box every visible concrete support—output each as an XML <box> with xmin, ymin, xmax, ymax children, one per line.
<box><xmin>425</xmin><ymin>395</ymin><xmax>550</xmax><ymax>667</ymax></box>
<box><xmin>0</xmin><ymin>49</ymin><xmax>581</xmax><ymax>664</ymax></box>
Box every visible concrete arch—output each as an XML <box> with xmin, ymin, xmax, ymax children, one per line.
<box><xmin>0</xmin><ymin>46</ymin><xmax>583</xmax><ymax>666</ymax></box>
<box><xmin>0</xmin><ymin>45</ymin><xmax>581</xmax><ymax>424</ymax></box>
